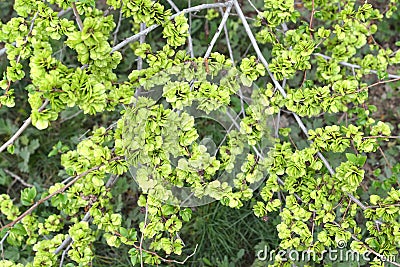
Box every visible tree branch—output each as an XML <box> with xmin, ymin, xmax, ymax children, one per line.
<box><xmin>113</xmin><ymin>3</ymin><xmax>124</xmax><ymax>45</ymax></box>
<box><xmin>0</xmin><ymin>99</ymin><xmax>49</xmax><ymax>154</ymax></box>
<box><xmin>0</xmin><ymin>231</ymin><xmax>9</xmax><ymax>260</ymax></box>
<box><xmin>219</xmin><ymin>7</ymin><xmax>235</xmax><ymax>64</ymax></box>
<box><xmin>3</xmin><ymin>169</ymin><xmax>33</xmax><ymax>188</ymax></box>
<box><xmin>57</xmin><ymin>7</ymin><xmax>72</xmax><ymax>17</ymax></box>
<box><xmin>111</xmin><ymin>2</ymin><xmax>233</xmax><ymax>53</ymax></box>
<box><xmin>71</xmin><ymin>2</ymin><xmax>83</xmax><ymax>31</ymax></box>
<box><xmin>313</xmin><ymin>52</ymin><xmax>400</xmax><ymax>79</ymax></box>
<box><xmin>139</xmin><ymin>203</ymin><xmax>148</xmax><ymax>267</ymax></box>
<box><xmin>204</xmin><ymin>1</ymin><xmax>233</xmax><ymax>59</ymax></box>
<box><xmin>188</xmin><ymin>0</ymin><xmax>194</xmax><ymax>57</ymax></box>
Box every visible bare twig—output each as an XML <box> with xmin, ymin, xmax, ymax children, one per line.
<box><xmin>274</xmin><ymin>77</ymin><xmax>287</xmax><ymax>138</ymax></box>
<box><xmin>233</xmin><ymin>22</ymin><xmax>245</xmax><ymax>118</ymax></box>
<box><xmin>134</xmin><ymin>23</ymin><xmax>146</xmax><ymax>98</ymax></box>
<box><xmin>137</xmin><ymin>23</ymin><xmax>146</xmax><ymax>71</ymax></box>
<box><xmin>188</xmin><ymin>0</ymin><xmax>194</xmax><ymax>57</ymax></box>
<box><xmin>166</xmin><ymin>0</ymin><xmax>179</xmax><ymax>12</ymax></box>
<box><xmin>362</xmin><ymin>135</ymin><xmax>400</xmax><ymax>139</ymax></box>
<box><xmin>356</xmin><ymin>77</ymin><xmax>400</xmax><ymax>93</ymax></box>
<box><xmin>0</xmin><ymin>47</ymin><xmax>6</xmax><ymax>57</ymax></box>
<box><xmin>204</xmin><ymin>2</ymin><xmax>233</xmax><ymax>59</ymax></box>
<box><xmin>3</xmin><ymin>169</ymin><xmax>33</xmax><ymax>187</ymax></box>
<box><xmin>313</xmin><ymin>53</ymin><xmax>400</xmax><ymax>79</ymax></box>
<box><xmin>59</xmin><ymin>110</ymin><xmax>83</xmax><ymax>123</ymax></box>
<box><xmin>59</xmin><ymin>242</ymin><xmax>72</xmax><ymax>267</ymax></box>
<box><xmin>0</xmin><ymin>231</ymin><xmax>9</xmax><ymax>260</ymax></box>
<box><xmin>274</xmin><ymin>110</ymin><xmax>281</xmax><ymax>138</ymax></box>
<box><xmin>378</xmin><ymin>146</ymin><xmax>392</xmax><ymax>169</ymax></box>
<box><xmin>219</xmin><ymin>7</ymin><xmax>235</xmax><ymax>64</ymax></box>
<box><xmin>105</xmin><ymin>173</ymin><xmax>120</xmax><ymax>188</ymax></box>
<box><xmin>309</xmin><ymin>0</ymin><xmax>315</xmax><ymax>32</ymax></box>
<box><xmin>139</xmin><ymin>203</ymin><xmax>148</xmax><ymax>267</ymax></box>
<box><xmin>111</xmin><ymin>2</ymin><xmax>233</xmax><ymax>53</ymax></box>
<box><xmin>247</xmin><ymin>0</ymin><xmax>262</xmax><ymax>14</ymax></box>
<box><xmin>0</xmin><ymin>99</ymin><xmax>49</xmax><ymax>154</ymax></box>
<box><xmin>57</xmin><ymin>7</ymin><xmax>72</xmax><ymax>17</ymax></box>
<box><xmin>113</xmin><ymin>3</ymin><xmax>124</xmax><ymax>45</ymax></box>
<box><xmin>71</xmin><ymin>2</ymin><xmax>83</xmax><ymax>31</ymax></box>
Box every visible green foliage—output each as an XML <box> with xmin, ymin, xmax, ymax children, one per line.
<box><xmin>0</xmin><ymin>0</ymin><xmax>399</xmax><ymax>266</ymax></box>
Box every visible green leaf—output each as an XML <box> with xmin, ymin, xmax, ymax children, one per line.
<box><xmin>179</xmin><ymin>208</ymin><xmax>192</xmax><ymax>222</ymax></box>
<box><xmin>20</xmin><ymin>187</ymin><xmax>37</xmax><ymax>206</ymax></box>
<box><xmin>7</xmin><ymin>144</ymin><xmax>14</xmax><ymax>154</ymax></box>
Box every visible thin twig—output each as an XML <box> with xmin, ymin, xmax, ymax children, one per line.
<box><xmin>313</xmin><ymin>53</ymin><xmax>400</xmax><ymax>79</ymax></box>
<box><xmin>113</xmin><ymin>2</ymin><xmax>124</xmax><ymax>45</ymax></box>
<box><xmin>309</xmin><ymin>0</ymin><xmax>315</xmax><ymax>32</ymax></box>
<box><xmin>356</xmin><ymin>77</ymin><xmax>400</xmax><ymax>93</ymax></box>
<box><xmin>57</xmin><ymin>8</ymin><xmax>72</xmax><ymax>17</ymax></box>
<box><xmin>139</xmin><ymin>203</ymin><xmax>148</xmax><ymax>267</ymax></box>
<box><xmin>71</xmin><ymin>2</ymin><xmax>83</xmax><ymax>31</ymax></box>
<box><xmin>225</xmin><ymin>7</ymin><xmax>244</xmax><ymax>115</ymax></box>
<box><xmin>247</xmin><ymin>0</ymin><xmax>262</xmax><ymax>14</ymax></box>
<box><xmin>0</xmin><ymin>99</ymin><xmax>49</xmax><ymax>154</ymax></box>
<box><xmin>0</xmin><ymin>47</ymin><xmax>6</xmax><ymax>57</ymax></box>
<box><xmin>135</xmin><ymin>23</ymin><xmax>146</xmax><ymax>98</ymax></box>
<box><xmin>204</xmin><ymin>2</ymin><xmax>233</xmax><ymax>59</ymax></box>
<box><xmin>378</xmin><ymin>146</ymin><xmax>392</xmax><ymax>169</ymax></box>
<box><xmin>59</xmin><ymin>110</ymin><xmax>83</xmax><ymax>123</ymax></box>
<box><xmin>0</xmin><ymin>231</ymin><xmax>9</xmax><ymax>260</ymax></box>
<box><xmin>111</xmin><ymin>2</ymin><xmax>233</xmax><ymax>53</ymax></box>
<box><xmin>362</xmin><ymin>135</ymin><xmax>400</xmax><ymax>139</ymax></box>
<box><xmin>166</xmin><ymin>0</ymin><xmax>179</xmax><ymax>12</ymax></box>
<box><xmin>274</xmin><ymin>77</ymin><xmax>287</xmax><ymax>138</ymax></box>
<box><xmin>132</xmin><ymin>242</ymin><xmax>198</xmax><ymax>264</ymax></box>
<box><xmin>274</xmin><ymin>110</ymin><xmax>281</xmax><ymax>138</ymax></box>
<box><xmin>137</xmin><ymin>23</ymin><xmax>146</xmax><ymax>71</ymax></box>
<box><xmin>214</xmin><ymin>110</ymin><xmax>243</xmax><ymax>157</ymax></box>
<box><xmin>3</xmin><ymin>169</ymin><xmax>33</xmax><ymax>187</ymax></box>
<box><xmin>59</xmin><ymin>242</ymin><xmax>72</xmax><ymax>267</ymax></box>
<box><xmin>188</xmin><ymin>0</ymin><xmax>194</xmax><ymax>57</ymax></box>
<box><xmin>219</xmin><ymin>7</ymin><xmax>235</xmax><ymax>65</ymax></box>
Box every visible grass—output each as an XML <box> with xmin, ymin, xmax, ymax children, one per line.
<box><xmin>178</xmin><ymin>200</ymin><xmax>279</xmax><ymax>266</ymax></box>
